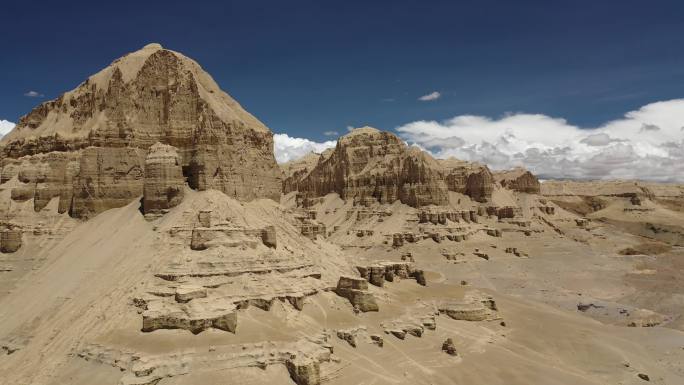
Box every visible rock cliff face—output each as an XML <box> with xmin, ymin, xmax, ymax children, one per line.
<box><xmin>290</xmin><ymin>128</ymin><xmax>450</xmax><ymax>207</ymax></box>
<box><xmin>494</xmin><ymin>167</ymin><xmax>540</xmax><ymax>194</ymax></box>
<box><xmin>439</xmin><ymin>158</ymin><xmax>494</xmax><ymax>203</ymax></box>
<box><xmin>143</xmin><ymin>143</ymin><xmax>185</xmax><ymax>215</ymax></box>
<box><xmin>281</xmin><ymin>150</ymin><xmax>331</xmax><ymax>194</ymax></box>
<box><xmin>287</xmin><ymin>128</ymin><xmax>498</xmax><ymax>207</ymax></box>
<box><xmin>0</xmin><ymin>43</ymin><xmax>281</xmax><ymax>218</ymax></box>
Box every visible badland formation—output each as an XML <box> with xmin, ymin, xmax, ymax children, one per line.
<box><xmin>1</xmin><ymin>44</ymin><xmax>683</xmax><ymax>385</ymax></box>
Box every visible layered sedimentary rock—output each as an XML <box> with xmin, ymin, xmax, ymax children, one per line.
<box><xmin>442</xmin><ymin>338</ymin><xmax>458</xmax><ymax>356</ymax></box>
<box><xmin>291</xmin><ymin>128</ymin><xmax>449</xmax><ymax>207</ymax></box>
<box><xmin>289</xmin><ymin>128</ymin><xmax>497</xmax><ymax>207</ymax></box>
<box><xmin>281</xmin><ymin>150</ymin><xmax>332</xmax><ymax>193</ymax></box>
<box><xmin>143</xmin><ymin>143</ymin><xmax>185</xmax><ymax>215</ymax></box>
<box><xmin>440</xmin><ymin>158</ymin><xmax>494</xmax><ymax>202</ymax></box>
<box><xmin>0</xmin><ymin>43</ymin><xmax>281</xmax><ymax>218</ymax></box>
<box><xmin>334</xmin><ymin>276</ymin><xmax>379</xmax><ymax>312</ymax></box>
<box><xmin>438</xmin><ymin>291</ymin><xmax>499</xmax><ymax>321</ymax></box>
<box><xmin>0</xmin><ymin>228</ymin><xmax>22</xmax><ymax>253</ymax></box>
<box><xmin>141</xmin><ymin>300</ymin><xmax>238</xmax><ymax>334</ymax></box>
<box><xmin>2</xmin><ymin>152</ymin><xmax>80</xmax><ymax>213</ymax></box>
<box><xmin>494</xmin><ymin>167</ymin><xmax>540</xmax><ymax>194</ymax></box>
<box><xmin>71</xmin><ymin>147</ymin><xmax>147</xmax><ymax>218</ymax></box>
<box><xmin>356</xmin><ymin>262</ymin><xmax>426</xmax><ymax>287</ymax></box>
<box><xmin>285</xmin><ymin>355</ymin><xmax>321</xmax><ymax>385</ymax></box>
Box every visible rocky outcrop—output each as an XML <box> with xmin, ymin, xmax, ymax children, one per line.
<box><xmin>440</xmin><ymin>158</ymin><xmax>494</xmax><ymax>203</ymax></box>
<box><xmin>281</xmin><ymin>150</ymin><xmax>331</xmax><ymax>193</ymax></box>
<box><xmin>334</xmin><ymin>276</ymin><xmax>378</xmax><ymax>312</ymax></box>
<box><xmin>0</xmin><ymin>229</ymin><xmax>22</xmax><ymax>253</ymax></box>
<box><xmin>143</xmin><ymin>143</ymin><xmax>184</xmax><ymax>216</ymax></box>
<box><xmin>356</xmin><ymin>261</ymin><xmax>426</xmax><ymax>287</ymax></box>
<box><xmin>284</xmin><ymin>130</ymin><xmax>498</xmax><ymax>207</ymax></box>
<box><xmin>291</xmin><ymin>128</ymin><xmax>450</xmax><ymax>207</ymax></box>
<box><xmin>70</xmin><ymin>147</ymin><xmax>147</xmax><ymax>218</ymax></box>
<box><xmin>442</xmin><ymin>338</ymin><xmax>458</xmax><ymax>356</ymax></box>
<box><xmin>141</xmin><ymin>300</ymin><xmax>238</xmax><ymax>334</ymax></box>
<box><xmin>464</xmin><ymin>167</ymin><xmax>494</xmax><ymax>202</ymax></box>
<box><xmin>418</xmin><ymin>209</ymin><xmax>478</xmax><ymax>224</ymax></box>
<box><xmin>174</xmin><ymin>285</ymin><xmax>207</xmax><ymax>303</ymax></box>
<box><xmin>295</xmin><ymin>216</ymin><xmax>326</xmax><ymax>240</ymax></box>
<box><xmin>494</xmin><ymin>167</ymin><xmax>541</xmax><ymax>194</ymax></box>
<box><xmin>2</xmin><ymin>152</ymin><xmax>81</xmax><ymax>213</ymax></box>
<box><xmin>285</xmin><ymin>355</ymin><xmax>321</xmax><ymax>385</ymax></box>
<box><xmin>190</xmin><ymin>222</ymin><xmax>277</xmax><ymax>250</ymax></box>
<box><xmin>0</xmin><ymin>43</ymin><xmax>281</xmax><ymax>218</ymax></box>
<box><xmin>438</xmin><ymin>291</ymin><xmax>499</xmax><ymax>321</ymax></box>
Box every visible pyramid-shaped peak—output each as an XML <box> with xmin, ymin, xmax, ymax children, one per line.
<box><xmin>0</xmin><ymin>44</ymin><xmax>282</xmax><ymax>217</ymax></box>
<box><xmin>142</xmin><ymin>42</ymin><xmax>164</xmax><ymax>50</ymax></box>
<box><xmin>2</xmin><ymin>44</ymin><xmax>270</xmax><ymax>146</ymax></box>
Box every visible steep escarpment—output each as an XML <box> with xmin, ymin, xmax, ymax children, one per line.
<box><xmin>494</xmin><ymin>167</ymin><xmax>541</xmax><ymax>194</ymax></box>
<box><xmin>288</xmin><ymin>127</ymin><xmax>499</xmax><ymax>207</ymax></box>
<box><xmin>281</xmin><ymin>149</ymin><xmax>332</xmax><ymax>194</ymax></box>
<box><xmin>439</xmin><ymin>158</ymin><xmax>495</xmax><ymax>203</ymax></box>
<box><xmin>0</xmin><ymin>43</ymin><xmax>281</xmax><ymax>218</ymax></box>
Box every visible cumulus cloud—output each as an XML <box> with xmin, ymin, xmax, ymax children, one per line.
<box><xmin>23</xmin><ymin>90</ymin><xmax>44</xmax><ymax>97</ymax></box>
<box><xmin>640</xmin><ymin>123</ymin><xmax>660</xmax><ymax>132</ymax></box>
<box><xmin>0</xmin><ymin>119</ymin><xmax>15</xmax><ymax>137</ymax></box>
<box><xmin>323</xmin><ymin>130</ymin><xmax>339</xmax><ymax>137</ymax></box>
<box><xmin>579</xmin><ymin>133</ymin><xmax>623</xmax><ymax>147</ymax></box>
<box><xmin>273</xmin><ymin>133</ymin><xmax>336</xmax><ymax>163</ymax></box>
<box><xmin>395</xmin><ymin>99</ymin><xmax>684</xmax><ymax>182</ymax></box>
<box><xmin>418</xmin><ymin>91</ymin><xmax>441</xmax><ymax>101</ymax></box>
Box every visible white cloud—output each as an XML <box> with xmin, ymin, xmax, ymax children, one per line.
<box><xmin>0</xmin><ymin>120</ymin><xmax>15</xmax><ymax>137</ymax></box>
<box><xmin>23</xmin><ymin>90</ymin><xmax>44</xmax><ymax>97</ymax></box>
<box><xmin>323</xmin><ymin>130</ymin><xmax>339</xmax><ymax>137</ymax></box>
<box><xmin>273</xmin><ymin>133</ymin><xmax>336</xmax><ymax>163</ymax></box>
<box><xmin>418</xmin><ymin>91</ymin><xmax>441</xmax><ymax>101</ymax></box>
<box><xmin>395</xmin><ymin>99</ymin><xmax>684</xmax><ymax>182</ymax></box>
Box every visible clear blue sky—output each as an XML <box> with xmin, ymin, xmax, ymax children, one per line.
<box><xmin>1</xmin><ymin>0</ymin><xmax>683</xmax><ymax>141</ymax></box>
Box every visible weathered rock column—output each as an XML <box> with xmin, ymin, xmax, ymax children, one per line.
<box><xmin>0</xmin><ymin>229</ymin><xmax>22</xmax><ymax>253</ymax></box>
<box><xmin>143</xmin><ymin>143</ymin><xmax>185</xmax><ymax>216</ymax></box>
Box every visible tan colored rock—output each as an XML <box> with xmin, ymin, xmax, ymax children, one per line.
<box><xmin>71</xmin><ymin>147</ymin><xmax>147</xmax><ymax>219</ymax></box>
<box><xmin>291</xmin><ymin>128</ymin><xmax>450</xmax><ymax>207</ymax></box>
<box><xmin>143</xmin><ymin>143</ymin><xmax>184</xmax><ymax>215</ymax></box>
<box><xmin>442</xmin><ymin>338</ymin><xmax>458</xmax><ymax>356</ymax></box>
<box><xmin>296</xmin><ymin>216</ymin><xmax>326</xmax><ymax>240</ymax></box>
<box><xmin>336</xmin><ymin>328</ymin><xmax>361</xmax><ymax>348</ymax></box>
<box><xmin>174</xmin><ymin>285</ymin><xmax>207</xmax><ymax>303</ymax></box>
<box><xmin>335</xmin><ymin>276</ymin><xmax>379</xmax><ymax>312</ymax></box>
<box><xmin>440</xmin><ymin>158</ymin><xmax>494</xmax><ymax>202</ymax></box>
<box><xmin>495</xmin><ymin>167</ymin><xmax>541</xmax><ymax>194</ymax></box>
<box><xmin>281</xmin><ymin>150</ymin><xmax>332</xmax><ymax>193</ymax></box>
<box><xmin>1</xmin><ymin>43</ymin><xmax>281</xmax><ymax>219</ymax></box>
<box><xmin>261</xmin><ymin>225</ymin><xmax>277</xmax><ymax>248</ymax></box>
<box><xmin>142</xmin><ymin>300</ymin><xmax>237</xmax><ymax>334</ymax></box>
<box><xmin>357</xmin><ymin>261</ymin><xmax>425</xmax><ymax>287</ymax></box>
<box><xmin>190</xmin><ymin>223</ymin><xmax>276</xmax><ymax>250</ymax></box>
<box><xmin>438</xmin><ymin>291</ymin><xmax>499</xmax><ymax>321</ymax></box>
<box><xmin>3</xmin><ymin>152</ymin><xmax>80</xmax><ymax>213</ymax></box>
<box><xmin>285</xmin><ymin>355</ymin><xmax>321</xmax><ymax>385</ymax></box>
<box><xmin>0</xmin><ymin>229</ymin><xmax>22</xmax><ymax>253</ymax></box>
<box><xmin>197</xmin><ymin>210</ymin><xmax>212</xmax><ymax>227</ymax></box>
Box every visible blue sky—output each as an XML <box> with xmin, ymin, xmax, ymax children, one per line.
<box><xmin>2</xmin><ymin>0</ymin><xmax>683</xmax><ymax>180</ymax></box>
<box><xmin>2</xmin><ymin>0</ymin><xmax>683</xmax><ymax>138</ymax></box>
